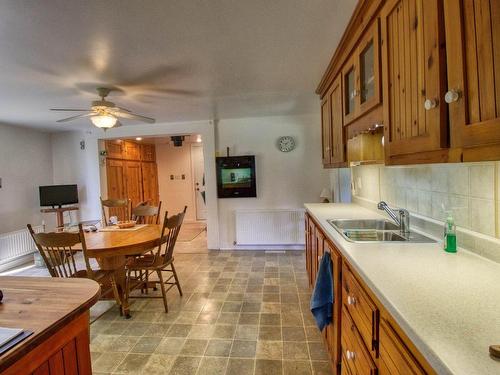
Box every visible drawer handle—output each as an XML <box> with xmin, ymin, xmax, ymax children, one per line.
<box><xmin>346</xmin><ymin>350</ymin><xmax>356</xmax><ymax>360</ymax></box>
<box><xmin>347</xmin><ymin>295</ymin><xmax>357</xmax><ymax>306</ymax></box>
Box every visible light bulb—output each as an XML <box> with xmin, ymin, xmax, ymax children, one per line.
<box><xmin>91</xmin><ymin>114</ymin><xmax>117</xmax><ymax>129</ymax></box>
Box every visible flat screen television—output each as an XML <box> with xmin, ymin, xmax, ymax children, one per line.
<box><xmin>216</xmin><ymin>156</ymin><xmax>256</xmax><ymax>198</ymax></box>
<box><xmin>39</xmin><ymin>184</ymin><xmax>79</xmax><ymax>208</ymax></box>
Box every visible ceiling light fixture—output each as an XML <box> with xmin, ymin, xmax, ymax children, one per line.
<box><xmin>90</xmin><ymin>114</ymin><xmax>117</xmax><ymax>129</ymax></box>
<box><xmin>136</xmin><ymin>137</ymin><xmax>143</xmax><ymax>141</ymax></box>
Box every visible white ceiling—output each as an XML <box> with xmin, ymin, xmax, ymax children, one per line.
<box><xmin>0</xmin><ymin>0</ymin><xmax>357</xmax><ymax>131</ymax></box>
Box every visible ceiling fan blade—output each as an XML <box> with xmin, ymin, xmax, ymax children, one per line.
<box><xmin>50</xmin><ymin>108</ymin><xmax>89</xmax><ymax>112</ymax></box>
<box><xmin>114</xmin><ymin>120</ymin><xmax>123</xmax><ymax>128</ymax></box>
<box><xmin>113</xmin><ymin>111</ymin><xmax>155</xmax><ymax>124</ymax></box>
<box><xmin>56</xmin><ymin>112</ymin><xmax>94</xmax><ymax>123</ymax></box>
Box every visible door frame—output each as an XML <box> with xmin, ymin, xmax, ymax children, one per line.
<box><xmin>84</xmin><ymin>120</ymin><xmax>220</xmax><ymax>249</ymax></box>
<box><xmin>190</xmin><ymin>143</ymin><xmax>207</xmax><ymax>221</ymax></box>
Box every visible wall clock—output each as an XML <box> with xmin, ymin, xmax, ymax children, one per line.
<box><xmin>277</xmin><ymin>136</ymin><xmax>296</xmax><ymax>152</ymax></box>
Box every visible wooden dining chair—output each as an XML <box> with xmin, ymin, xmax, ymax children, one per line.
<box><xmin>131</xmin><ymin>201</ymin><xmax>162</xmax><ymax>224</ymax></box>
<box><xmin>125</xmin><ymin>206</ymin><xmax>187</xmax><ymax>313</ymax></box>
<box><xmin>100</xmin><ymin>197</ymin><xmax>131</xmax><ymax>225</ymax></box>
<box><xmin>27</xmin><ymin>223</ymin><xmax>122</xmax><ymax>311</ymax></box>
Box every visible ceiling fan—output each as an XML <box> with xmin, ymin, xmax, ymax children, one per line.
<box><xmin>51</xmin><ymin>87</ymin><xmax>155</xmax><ymax>129</ymax></box>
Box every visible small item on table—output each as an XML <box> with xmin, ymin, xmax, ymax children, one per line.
<box><xmin>117</xmin><ymin>220</ymin><xmax>137</xmax><ymax>229</ymax></box>
<box><xmin>490</xmin><ymin>345</ymin><xmax>500</xmax><ymax>359</ymax></box>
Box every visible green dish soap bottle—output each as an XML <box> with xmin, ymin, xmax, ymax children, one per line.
<box><xmin>444</xmin><ymin>212</ymin><xmax>457</xmax><ymax>253</ymax></box>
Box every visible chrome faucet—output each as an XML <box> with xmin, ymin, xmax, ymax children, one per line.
<box><xmin>377</xmin><ymin>201</ymin><xmax>410</xmax><ymax>235</ymax></box>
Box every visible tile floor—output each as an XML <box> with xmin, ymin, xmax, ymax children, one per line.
<box><xmin>90</xmin><ymin>250</ymin><xmax>332</xmax><ymax>374</ymax></box>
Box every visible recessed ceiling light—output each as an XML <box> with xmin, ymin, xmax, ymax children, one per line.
<box><xmin>136</xmin><ymin>137</ymin><xmax>143</xmax><ymax>141</ymax></box>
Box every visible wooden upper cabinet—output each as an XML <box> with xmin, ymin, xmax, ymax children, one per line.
<box><xmin>141</xmin><ymin>144</ymin><xmax>156</xmax><ymax>162</ymax></box>
<box><xmin>358</xmin><ymin>20</ymin><xmax>381</xmax><ymax>115</ymax></box>
<box><xmin>105</xmin><ymin>140</ymin><xmax>123</xmax><ymax>159</ymax></box>
<box><xmin>381</xmin><ymin>0</ymin><xmax>447</xmax><ymax>159</ymax></box>
<box><xmin>321</xmin><ymin>94</ymin><xmax>332</xmax><ymax>166</ymax></box>
<box><xmin>322</xmin><ymin>75</ymin><xmax>345</xmax><ymax>167</ymax></box>
<box><xmin>444</xmin><ymin>0</ymin><xmax>500</xmax><ymax>155</ymax></box>
<box><xmin>343</xmin><ymin>55</ymin><xmax>358</xmax><ymax>125</ymax></box>
<box><xmin>342</xmin><ymin>20</ymin><xmax>382</xmax><ymax>127</ymax></box>
<box><xmin>330</xmin><ymin>76</ymin><xmax>345</xmax><ymax>164</ymax></box>
<box><xmin>123</xmin><ymin>141</ymin><xmax>141</xmax><ymax>160</ymax></box>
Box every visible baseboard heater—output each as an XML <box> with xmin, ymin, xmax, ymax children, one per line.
<box><xmin>235</xmin><ymin>209</ymin><xmax>305</xmax><ymax>246</ymax></box>
<box><xmin>0</xmin><ymin>225</ymin><xmax>43</xmax><ymax>272</ymax></box>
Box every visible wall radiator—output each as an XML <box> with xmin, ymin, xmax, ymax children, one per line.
<box><xmin>0</xmin><ymin>225</ymin><xmax>43</xmax><ymax>271</ymax></box>
<box><xmin>235</xmin><ymin>209</ymin><xmax>305</xmax><ymax>246</ymax></box>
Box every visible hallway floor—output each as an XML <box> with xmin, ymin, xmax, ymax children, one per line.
<box><xmin>90</xmin><ymin>250</ymin><xmax>332</xmax><ymax>375</ymax></box>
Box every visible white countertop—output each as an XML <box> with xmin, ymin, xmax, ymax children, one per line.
<box><xmin>304</xmin><ymin>203</ymin><xmax>500</xmax><ymax>375</ymax></box>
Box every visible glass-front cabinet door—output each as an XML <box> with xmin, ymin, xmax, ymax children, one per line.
<box><xmin>358</xmin><ymin>19</ymin><xmax>381</xmax><ymax>114</ymax></box>
<box><xmin>343</xmin><ymin>56</ymin><xmax>357</xmax><ymax>125</ymax></box>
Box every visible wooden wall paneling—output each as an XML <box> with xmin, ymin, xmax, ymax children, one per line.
<box><xmin>124</xmin><ymin>161</ymin><xmax>143</xmax><ymax>208</ymax></box>
<box><xmin>445</xmin><ymin>0</ymin><xmax>500</xmax><ymax>149</ymax></box>
<box><xmin>141</xmin><ymin>144</ymin><xmax>156</xmax><ymax>162</ymax></box>
<box><xmin>123</xmin><ymin>141</ymin><xmax>141</xmax><ymax>160</ymax></box>
<box><xmin>141</xmin><ymin>162</ymin><xmax>159</xmax><ymax>205</ymax></box>
<box><xmin>105</xmin><ymin>159</ymin><xmax>128</xmax><ymax>220</ymax></box>
<box><xmin>105</xmin><ymin>140</ymin><xmax>123</xmax><ymax>159</ymax></box>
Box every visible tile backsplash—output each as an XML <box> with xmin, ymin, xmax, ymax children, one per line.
<box><xmin>350</xmin><ymin>162</ymin><xmax>500</xmax><ymax>262</ymax></box>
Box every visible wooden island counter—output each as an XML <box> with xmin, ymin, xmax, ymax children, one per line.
<box><xmin>0</xmin><ymin>277</ymin><xmax>100</xmax><ymax>375</ymax></box>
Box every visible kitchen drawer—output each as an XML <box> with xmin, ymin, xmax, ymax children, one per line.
<box><xmin>342</xmin><ymin>265</ymin><xmax>379</xmax><ymax>357</ymax></box>
<box><xmin>379</xmin><ymin>318</ymin><xmax>425</xmax><ymax>375</ymax></box>
<box><xmin>341</xmin><ymin>307</ymin><xmax>377</xmax><ymax>375</ymax></box>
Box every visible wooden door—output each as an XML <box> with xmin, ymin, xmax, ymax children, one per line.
<box><xmin>105</xmin><ymin>159</ymin><xmax>127</xmax><ymax>220</ymax></box>
<box><xmin>325</xmin><ymin>241</ymin><xmax>342</xmax><ymax>373</ymax></box>
<box><xmin>358</xmin><ymin>19</ymin><xmax>381</xmax><ymax>116</ymax></box>
<box><xmin>141</xmin><ymin>162</ymin><xmax>159</xmax><ymax>205</ymax></box>
<box><xmin>329</xmin><ymin>75</ymin><xmax>344</xmax><ymax>164</ymax></box>
<box><xmin>123</xmin><ymin>141</ymin><xmax>141</xmax><ymax>160</ymax></box>
<box><xmin>105</xmin><ymin>140</ymin><xmax>123</xmax><ymax>159</ymax></box>
<box><xmin>444</xmin><ymin>0</ymin><xmax>500</xmax><ymax>152</ymax></box>
<box><xmin>124</xmin><ymin>161</ymin><xmax>143</xmax><ymax>208</ymax></box>
<box><xmin>381</xmin><ymin>0</ymin><xmax>447</xmax><ymax>158</ymax></box>
<box><xmin>141</xmin><ymin>144</ymin><xmax>156</xmax><ymax>162</ymax></box>
<box><xmin>321</xmin><ymin>94</ymin><xmax>332</xmax><ymax>166</ymax></box>
<box><xmin>343</xmin><ymin>55</ymin><xmax>358</xmax><ymax>125</ymax></box>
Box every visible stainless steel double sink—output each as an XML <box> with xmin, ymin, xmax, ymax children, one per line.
<box><xmin>327</xmin><ymin>219</ymin><xmax>436</xmax><ymax>243</ymax></box>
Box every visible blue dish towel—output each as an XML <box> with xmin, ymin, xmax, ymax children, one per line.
<box><xmin>310</xmin><ymin>252</ymin><xmax>333</xmax><ymax>331</ymax></box>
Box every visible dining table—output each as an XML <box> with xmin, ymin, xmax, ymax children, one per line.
<box><xmin>82</xmin><ymin>224</ymin><xmax>163</xmax><ymax>317</ymax></box>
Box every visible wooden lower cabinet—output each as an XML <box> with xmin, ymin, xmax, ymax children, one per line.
<box><xmin>305</xmin><ymin>214</ymin><xmax>435</xmax><ymax>375</ymax></box>
<box><xmin>379</xmin><ymin>318</ymin><xmax>425</xmax><ymax>375</ymax></box>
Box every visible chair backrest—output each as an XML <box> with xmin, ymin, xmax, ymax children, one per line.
<box><xmin>154</xmin><ymin>206</ymin><xmax>187</xmax><ymax>263</ymax></box>
<box><xmin>100</xmin><ymin>197</ymin><xmax>130</xmax><ymax>225</ymax></box>
<box><xmin>132</xmin><ymin>201</ymin><xmax>162</xmax><ymax>224</ymax></box>
<box><xmin>27</xmin><ymin>224</ymin><xmax>94</xmax><ymax>279</ymax></box>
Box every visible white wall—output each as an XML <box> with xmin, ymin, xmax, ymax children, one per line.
<box><xmin>216</xmin><ymin>114</ymin><xmax>330</xmax><ymax>249</ymax></box>
<box><xmin>156</xmin><ymin>141</ymin><xmax>198</xmax><ymax>222</ymax></box>
<box><xmin>0</xmin><ymin>124</ymin><xmax>54</xmax><ymax>233</ymax></box>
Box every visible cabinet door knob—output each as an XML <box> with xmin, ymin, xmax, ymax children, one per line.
<box><xmin>346</xmin><ymin>350</ymin><xmax>356</xmax><ymax>360</ymax></box>
<box><xmin>445</xmin><ymin>89</ymin><xmax>461</xmax><ymax>104</ymax></box>
<box><xmin>424</xmin><ymin>99</ymin><xmax>437</xmax><ymax>110</ymax></box>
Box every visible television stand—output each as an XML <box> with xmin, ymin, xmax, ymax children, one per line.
<box><xmin>40</xmin><ymin>206</ymin><xmax>79</xmax><ymax>228</ymax></box>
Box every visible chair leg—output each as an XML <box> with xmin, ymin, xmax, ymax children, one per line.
<box><xmin>110</xmin><ymin>276</ymin><xmax>122</xmax><ymax>316</ymax></box>
<box><xmin>124</xmin><ymin>270</ymin><xmax>132</xmax><ymax>319</ymax></box>
<box><xmin>171</xmin><ymin>262</ymin><xmax>183</xmax><ymax>297</ymax></box>
<box><xmin>156</xmin><ymin>269</ymin><xmax>168</xmax><ymax>313</ymax></box>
